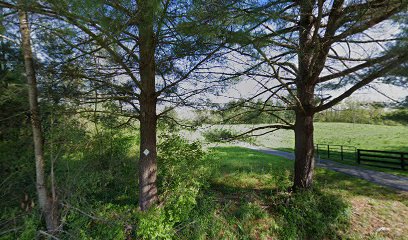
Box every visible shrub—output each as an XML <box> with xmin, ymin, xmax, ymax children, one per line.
<box><xmin>383</xmin><ymin>109</ymin><xmax>408</xmax><ymax>125</ymax></box>
<box><xmin>57</xmin><ymin>128</ymin><xmax>137</xmax><ymax>204</ymax></box>
<box><xmin>62</xmin><ymin>203</ymin><xmax>138</xmax><ymax>240</ymax></box>
<box><xmin>203</xmin><ymin>128</ymin><xmax>237</xmax><ymax>142</ymax></box>
<box><xmin>137</xmin><ymin>134</ymin><xmax>214</xmax><ymax>239</ymax></box>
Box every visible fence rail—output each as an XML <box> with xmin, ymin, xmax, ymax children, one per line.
<box><xmin>316</xmin><ymin>144</ymin><xmax>357</xmax><ymax>161</ymax></box>
<box><xmin>315</xmin><ymin>144</ymin><xmax>407</xmax><ymax>171</ymax></box>
<box><xmin>357</xmin><ymin>149</ymin><xmax>407</xmax><ymax>170</ymax></box>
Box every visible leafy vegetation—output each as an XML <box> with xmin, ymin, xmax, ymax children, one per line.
<box><xmin>383</xmin><ymin>109</ymin><xmax>408</xmax><ymax>125</ymax></box>
<box><xmin>1</xmin><ymin>0</ymin><xmax>407</xmax><ymax>237</ymax></box>
<box><xmin>137</xmin><ymin>134</ymin><xmax>214</xmax><ymax>239</ymax></box>
<box><xmin>315</xmin><ymin>102</ymin><xmax>388</xmax><ymax>125</ymax></box>
<box><xmin>0</xmin><ymin>126</ymin><xmax>216</xmax><ymax>239</ymax></box>
<box><xmin>194</xmin><ymin>100</ymin><xmax>407</xmax><ymax>126</ymax></box>
<box><xmin>203</xmin><ymin>128</ymin><xmax>238</xmax><ymax>142</ymax></box>
<box><xmin>177</xmin><ymin>147</ymin><xmax>408</xmax><ymax>239</ymax></box>
<box><xmin>1</xmin><ymin>118</ymin><xmax>407</xmax><ymax>239</ymax></box>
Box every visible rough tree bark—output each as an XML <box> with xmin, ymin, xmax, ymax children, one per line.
<box><xmin>18</xmin><ymin>10</ymin><xmax>59</xmax><ymax>231</ymax></box>
<box><xmin>291</xmin><ymin>0</ymin><xmax>407</xmax><ymax>189</ymax></box>
<box><xmin>293</xmin><ymin>85</ymin><xmax>315</xmax><ymax>189</ymax></box>
<box><xmin>293</xmin><ymin>0</ymin><xmax>317</xmax><ymax>189</ymax></box>
<box><xmin>137</xmin><ymin>0</ymin><xmax>158</xmax><ymax>211</ymax></box>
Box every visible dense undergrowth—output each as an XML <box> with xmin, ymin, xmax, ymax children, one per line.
<box><xmin>1</xmin><ymin>118</ymin><xmax>215</xmax><ymax>239</ymax></box>
<box><xmin>1</xmin><ymin>122</ymin><xmax>350</xmax><ymax>240</ymax></box>
<box><xmin>2</xmin><ymin>120</ymin><xmax>406</xmax><ymax>239</ymax></box>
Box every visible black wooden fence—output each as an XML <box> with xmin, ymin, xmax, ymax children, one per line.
<box><xmin>315</xmin><ymin>144</ymin><xmax>407</xmax><ymax>171</ymax></box>
<box><xmin>357</xmin><ymin>149</ymin><xmax>407</xmax><ymax>170</ymax></box>
<box><xmin>316</xmin><ymin>144</ymin><xmax>357</xmax><ymax>161</ymax></box>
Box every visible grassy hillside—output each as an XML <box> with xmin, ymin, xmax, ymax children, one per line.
<box><xmin>197</xmin><ymin>123</ymin><xmax>408</xmax><ymax>176</ymax></box>
<box><xmin>197</xmin><ymin>123</ymin><xmax>408</xmax><ymax>152</ymax></box>
<box><xmin>250</xmin><ymin>122</ymin><xmax>408</xmax><ymax>152</ymax></box>
<box><xmin>254</xmin><ymin>123</ymin><xmax>408</xmax><ymax>176</ymax></box>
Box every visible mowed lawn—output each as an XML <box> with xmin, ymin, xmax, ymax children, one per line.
<box><xmin>253</xmin><ymin>122</ymin><xmax>408</xmax><ymax>177</ymax></box>
<box><xmin>189</xmin><ymin>147</ymin><xmax>408</xmax><ymax>240</ymax></box>
<box><xmin>204</xmin><ymin>122</ymin><xmax>408</xmax><ymax>176</ymax></box>
<box><xmin>253</xmin><ymin>122</ymin><xmax>408</xmax><ymax>153</ymax></box>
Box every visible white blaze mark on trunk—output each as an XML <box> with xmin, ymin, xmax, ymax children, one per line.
<box><xmin>143</xmin><ymin>149</ymin><xmax>150</xmax><ymax>156</ymax></box>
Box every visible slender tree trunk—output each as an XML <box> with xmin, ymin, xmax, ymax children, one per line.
<box><xmin>138</xmin><ymin>1</ymin><xmax>158</xmax><ymax>211</ymax></box>
<box><xmin>18</xmin><ymin>10</ymin><xmax>59</xmax><ymax>231</ymax></box>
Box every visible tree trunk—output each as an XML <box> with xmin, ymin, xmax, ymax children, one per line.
<box><xmin>293</xmin><ymin>109</ymin><xmax>315</xmax><ymax>189</ymax></box>
<box><xmin>292</xmin><ymin>0</ymin><xmax>317</xmax><ymax>190</ymax></box>
<box><xmin>138</xmin><ymin>98</ymin><xmax>158</xmax><ymax>210</ymax></box>
<box><xmin>293</xmin><ymin>79</ymin><xmax>316</xmax><ymax>189</ymax></box>
<box><xmin>18</xmin><ymin>10</ymin><xmax>59</xmax><ymax>231</ymax></box>
<box><xmin>138</xmin><ymin>1</ymin><xmax>158</xmax><ymax>211</ymax></box>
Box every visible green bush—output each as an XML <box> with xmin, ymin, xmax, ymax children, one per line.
<box><xmin>203</xmin><ymin>128</ymin><xmax>237</xmax><ymax>142</ymax></box>
<box><xmin>55</xmin><ymin>127</ymin><xmax>137</xmax><ymax>203</ymax></box>
<box><xmin>316</xmin><ymin>107</ymin><xmax>385</xmax><ymax>124</ymax></box>
<box><xmin>383</xmin><ymin>109</ymin><xmax>408</xmax><ymax>125</ymax></box>
<box><xmin>0</xmin><ymin>208</ymin><xmax>41</xmax><ymax>240</ymax></box>
<box><xmin>37</xmin><ymin>125</ymin><xmax>139</xmax><ymax>239</ymax></box>
<box><xmin>62</xmin><ymin>203</ymin><xmax>137</xmax><ymax>240</ymax></box>
<box><xmin>136</xmin><ymin>134</ymin><xmax>214</xmax><ymax>239</ymax></box>
<box><xmin>18</xmin><ymin>214</ymin><xmax>39</xmax><ymax>240</ymax></box>
<box><xmin>2</xmin><ymin>127</ymin><xmax>212</xmax><ymax>239</ymax></box>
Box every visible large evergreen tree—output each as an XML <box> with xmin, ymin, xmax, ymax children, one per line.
<box><xmin>260</xmin><ymin>0</ymin><xmax>407</xmax><ymax>189</ymax></box>
<box><xmin>191</xmin><ymin>0</ymin><xmax>408</xmax><ymax>189</ymax></box>
<box><xmin>0</xmin><ymin>0</ymin><xmax>225</xmax><ymax>210</ymax></box>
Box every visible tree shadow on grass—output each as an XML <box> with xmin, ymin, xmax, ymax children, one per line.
<box><xmin>207</xmin><ymin>147</ymin><xmax>352</xmax><ymax>239</ymax></box>
<box><xmin>204</xmin><ymin>179</ymin><xmax>350</xmax><ymax>240</ymax></box>
<box><xmin>207</xmin><ymin>146</ymin><xmax>407</xmax><ymax>238</ymax></box>
<box><xmin>314</xmin><ymin>169</ymin><xmax>408</xmax><ymax>204</ymax></box>
<box><xmin>215</xmin><ymin>146</ymin><xmax>407</xmax><ymax>201</ymax></box>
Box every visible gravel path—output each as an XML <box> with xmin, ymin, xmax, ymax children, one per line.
<box><xmin>236</xmin><ymin>142</ymin><xmax>408</xmax><ymax>192</ymax></box>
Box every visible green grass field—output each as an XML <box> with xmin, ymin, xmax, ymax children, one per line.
<box><xmin>254</xmin><ymin>122</ymin><xmax>408</xmax><ymax>176</ymax></box>
<box><xmin>200</xmin><ymin>122</ymin><xmax>408</xmax><ymax>176</ymax></box>
<box><xmin>181</xmin><ymin>147</ymin><xmax>408</xmax><ymax>239</ymax></box>
<box><xmin>253</xmin><ymin>122</ymin><xmax>408</xmax><ymax>152</ymax></box>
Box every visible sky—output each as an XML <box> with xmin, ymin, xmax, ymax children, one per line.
<box><xmin>207</xmin><ymin>79</ymin><xmax>407</xmax><ymax>105</ymax></box>
<box><xmin>175</xmin><ymin>79</ymin><xmax>406</xmax><ymax>120</ymax></box>
<box><xmin>202</xmin><ymin>19</ymin><xmax>407</xmax><ymax>106</ymax></box>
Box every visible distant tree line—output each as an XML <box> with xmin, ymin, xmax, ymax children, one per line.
<box><xmin>192</xmin><ymin>100</ymin><xmax>408</xmax><ymax>125</ymax></box>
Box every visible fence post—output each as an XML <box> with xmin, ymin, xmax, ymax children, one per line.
<box><xmin>341</xmin><ymin>146</ymin><xmax>344</xmax><ymax>161</ymax></box>
<box><xmin>316</xmin><ymin>144</ymin><xmax>319</xmax><ymax>157</ymax></box>
<box><xmin>327</xmin><ymin>145</ymin><xmax>330</xmax><ymax>159</ymax></box>
<box><xmin>401</xmin><ymin>153</ymin><xmax>405</xmax><ymax>170</ymax></box>
<box><xmin>357</xmin><ymin>149</ymin><xmax>360</xmax><ymax>164</ymax></box>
